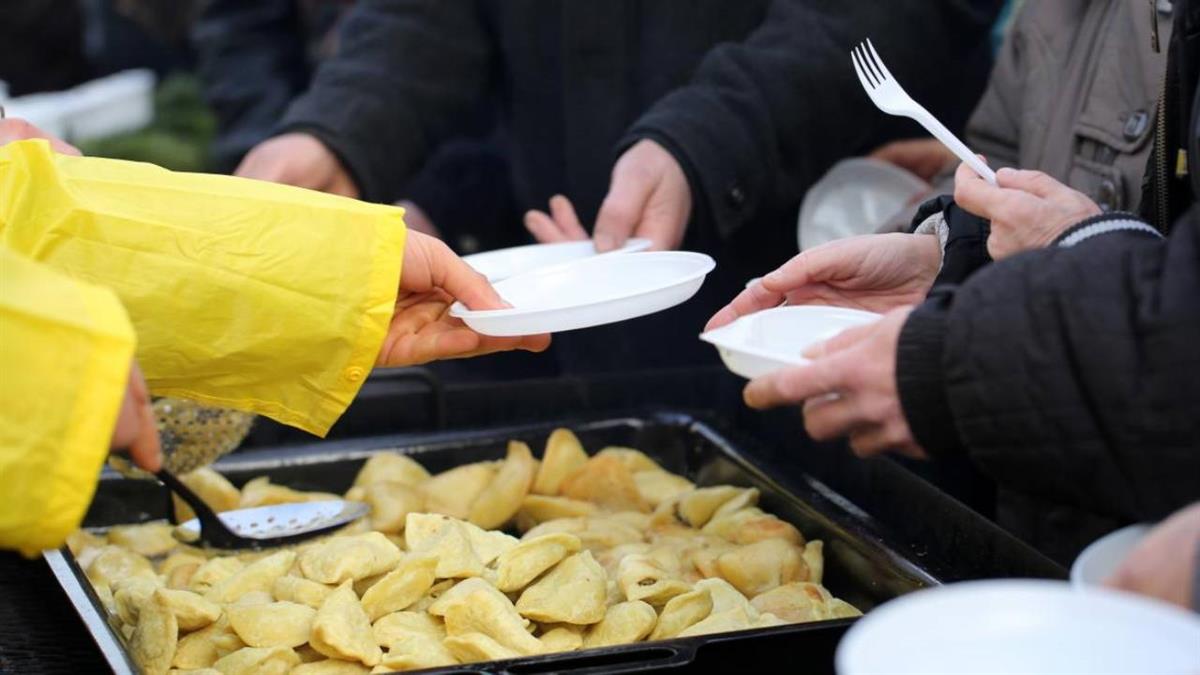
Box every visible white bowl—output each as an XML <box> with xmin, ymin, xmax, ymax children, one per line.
<box><xmin>798</xmin><ymin>157</ymin><xmax>929</xmax><ymax>251</ymax></box>
<box><xmin>836</xmin><ymin>580</ymin><xmax>1200</xmax><ymax>675</ymax></box>
<box><xmin>699</xmin><ymin>306</ymin><xmax>881</xmax><ymax>379</ymax></box>
<box><xmin>463</xmin><ymin>238</ymin><xmax>651</xmax><ymax>282</ymax></box>
<box><xmin>451</xmin><ymin>251</ymin><xmax>715</xmax><ymax>336</ymax></box>
<box><xmin>1071</xmin><ymin>524</ymin><xmax>1153</xmax><ymax>589</ymax></box>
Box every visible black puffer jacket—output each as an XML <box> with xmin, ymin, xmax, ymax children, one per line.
<box><xmin>897</xmin><ymin>2</ymin><xmax>1200</xmax><ymax>564</ymax></box>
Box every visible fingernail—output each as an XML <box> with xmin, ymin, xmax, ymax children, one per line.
<box><xmin>801</xmin><ymin>342</ymin><xmax>824</xmax><ymax>359</ymax></box>
<box><xmin>996</xmin><ymin>167</ymin><xmax>1016</xmax><ymax>178</ymax></box>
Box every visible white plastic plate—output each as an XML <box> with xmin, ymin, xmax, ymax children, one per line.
<box><xmin>463</xmin><ymin>238</ymin><xmax>651</xmax><ymax>282</ymax></box>
<box><xmin>836</xmin><ymin>580</ymin><xmax>1200</xmax><ymax>675</ymax></box>
<box><xmin>798</xmin><ymin>157</ymin><xmax>928</xmax><ymax>251</ymax></box>
<box><xmin>450</xmin><ymin>251</ymin><xmax>715</xmax><ymax>336</ymax></box>
<box><xmin>700</xmin><ymin>306</ymin><xmax>881</xmax><ymax>379</ymax></box>
<box><xmin>1071</xmin><ymin>523</ymin><xmax>1152</xmax><ymax>589</ymax></box>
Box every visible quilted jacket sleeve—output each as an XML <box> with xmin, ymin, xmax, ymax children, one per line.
<box><xmin>896</xmin><ymin>208</ymin><xmax>1200</xmax><ymax>524</ymax></box>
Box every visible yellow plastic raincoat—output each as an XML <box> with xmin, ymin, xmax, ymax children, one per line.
<box><xmin>0</xmin><ymin>140</ymin><xmax>407</xmax><ymax>555</ymax></box>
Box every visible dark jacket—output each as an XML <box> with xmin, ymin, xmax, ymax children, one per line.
<box><xmin>279</xmin><ymin>0</ymin><xmax>1000</xmax><ymax>257</ymax></box>
<box><xmin>896</xmin><ymin>2</ymin><xmax>1200</xmax><ymax>565</ymax></box>
<box><xmin>276</xmin><ymin>0</ymin><xmax>1001</xmax><ymax>372</ymax></box>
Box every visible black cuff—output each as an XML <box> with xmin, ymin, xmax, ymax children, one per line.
<box><xmin>274</xmin><ymin>122</ymin><xmax>376</xmax><ymax>202</ymax></box>
<box><xmin>1053</xmin><ymin>211</ymin><xmax>1163</xmax><ymax>247</ymax></box>
<box><xmin>896</xmin><ymin>293</ymin><xmax>965</xmax><ymax>457</ymax></box>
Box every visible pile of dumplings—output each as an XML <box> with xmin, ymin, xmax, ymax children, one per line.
<box><xmin>70</xmin><ymin>429</ymin><xmax>860</xmax><ymax>674</ymax></box>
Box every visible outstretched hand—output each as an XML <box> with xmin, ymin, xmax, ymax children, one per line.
<box><xmin>378</xmin><ymin>231</ymin><xmax>551</xmax><ymax>366</ymax></box>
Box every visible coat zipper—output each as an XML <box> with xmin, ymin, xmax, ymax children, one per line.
<box><xmin>1154</xmin><ymin>69</ymin><xmax>1170</xmax><ymax>232</ymax></box>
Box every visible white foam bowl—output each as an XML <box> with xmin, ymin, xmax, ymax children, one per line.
<box><xmin>700</xmin><ymin>306</ymin><xmax>881</xmax><ymax>379</ymax></box>
<box><xmin>1070</xmin><ymin>524</ymin><xmax>1153</xmax><ymax>589</ymax></box>
<box><xmin>451</xmin><ymin>251</ymin><xmax>715</xmax><ymax>336</ymax></box>
<box><xmin>463</xmin><ymin>238</ymin><xmax>651</xmax><ymax>282</ymax></box>
<box><xmin>836</xmin><ymin>580</ymin><xmax>1200</xmax><ymax>675</ymax></box>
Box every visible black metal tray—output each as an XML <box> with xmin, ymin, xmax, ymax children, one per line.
<box><xmin>51</xmin><ymin>413</ymin><xmax>939</xmax><ymax>674</ymax></box>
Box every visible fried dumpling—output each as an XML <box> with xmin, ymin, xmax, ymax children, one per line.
<box><xmin>206</xmin><ymin>550</ymin><xmax>296</xmax><ymax>603</ymax></box>
<box><xmin>227</xmin><ymin>601</ymin><xmax>316</xmax><ymax>648</ymax></box>
<box><xmin>632</xmin><ymin>471</ymin><xmax>695</xmax><ymax>508</ymax></box>
<box><xmin>86</xmin><ymin>545</ymin><xmax>154</xmax><ymax>590</ymax></box>
<box><xmin>188</xmin><ymin>558</ymin><xmax>244</xmax><ymax>596</ymax></box>
<box><xmin>701</xmin><ymin>507</ymin><xmax>804</xmax><ymax>547</ymax></box>
<box><xmin>468</xmin><ymin>441</ymin><xmax>537</xmax><ymax>530</ymax></box>
<box><xmin>516</xmin><ymin>495</ymin><xmax>598</xmax><ymax>530</ymax></box>
<box><xmin>495</xmin><ymin>533</ymin><xmax>582</xmax><ymax>592</ymax></box>
<box><xmin>426</xmin><ymin>578</ymin><xmax>509</xmax><ymax>618</ymax></box>
<box><xmin>310</xmin><ymin>582</ymin><xmax>382</xmax><ymax>666</ymax></box>
<box><xmin>372</xmin><ymin>610</ymin><xmax>446</xmax><ymax>647</ymax></box>
<box><xmin>443</xmin><ymin>632</ymin><xmax>521</xmax><ymax>664</ymax></box>
<box><xmin>161</xmin><ymin>551</ymin><xmax>207</xmax><ymax>591</ymax></box>
<box><xmin>172</xmin><ymin>615</ymin><xmax>244</xmax><ymax>669</ymax></box>
<box><xmin>443</xmin><ymin>588</ymin><xmax>545</xmax><ymax>656</ymax></box>
<box><xmin>272</xmin><ymin>575</ymin><xmax>333</xmax><ymax>609</ymax></box>
<box><xmin>421</xmin><ymin>462</ymin><xmax>496</xmax><ymax>519</ymax></box>
<box><xmin>292</xmin><ymin>659</ymin><xmax>371</xmax><ymax>675</ymax></box>
<box><xmin>825</xmin><ymin>598</ymin><xmax>863</xmax><ymax>619</ymax></box>
<box><xmin>352</xmin><ymin>453</ymin><xmax>431</xmax><ymax>489</ymax></box>
<box><xmin>583</xmin><ymin>601</ymin><xmax>657</xmax><ymax>648</ymax></box>
<box><xmin>617</xmin><ymin>554</ymin><xmax>689</xmax><ymax>606</ymax></box>
<box><xmin>538</xmin><ymin>624</ymin><xmax>584</xmax><ymax>652</ymax></box>
<box><xmin>362</xmin><ymin>481</ymin><xmax>425</xmax><ymax>534</ymax></box>
<box><xmin>649</xmin><ymin>586</ymin><xmax>713</xmax><ymax>640</ymax></box>
<box><xmin>155</xmin><ymin>588</ymin><xmax>221</xmax><ymax>632</ymax></box>
<box><xmin>172</xmin><ymin>467</ymin><xmax>241</xmax><ymax>522</ymax></box>
<box><xmin>715</xmin><ymin>539</ymin><xmax>807</xmax><ymax>597</ymax></box>
<box><xmin>594</xmin><ymin>447</ymin><xmax>662</xmax><ymax>473</ymax></box>
<box><xmin>676</xmin><ymin>486</ymin><xmax>746</xmax><ymax>528</ymax></box>
<box><xmin>211</xmin><ymin>646</ymin><xmax>300</xmax><ymax>675</ymax></box>
<box><xmin>114</xmin><ymin>575</ymin><xmax>162</xmax><ymax>625</ymax></box>
<box><xmin>239</xmin><ymin>476</ymin><xmax>339</xmax><ymax>508</ymax></box>
<box><xmin>523</xmin><ymin>517</ymin><xmax>644</xmax><ymax>552</ymax></box>
<box><xmin>108</xmin><ymin>522</ymin><xmax>178</xmax><ymax>558</ymax></box>
<box><xmin>801</xmin><ymin>540</ymin><xmax>824</xmax><ymax>585</ymax></box>
<box><xmin>405</xmin><ymin>515</ymin><xmax>485</xmax><ymax>579</ymax></box>
<box><xmin>515</xmin><ymin>551</ymin><xmax>607</xmax><ymax>625</ymax></box>
<box><xmin>532</xmin><ymin>429</ymin><xmax>590</xmax><ymax>497</ymax></box>
<box><xmin>130</xmin><ymin>592</ymin><xmax>178</xmax><ymax>675</ymax></box>
<box><xmin>676</xmin><ymin>606</ymin><xmax>754</xmax><ymax>638</ymax></box>
<box><xmin>560</xmin><ymin>455</ymin><xmax>648</xmax><ymax>513</ymax></box>
<box><xmin>360</xmin><ymin>554</ymin><xmax>438</xmax><ymax>620</ymax></box>
<box><xmin>372</xmin><ymin>631</ymin><xmax>457</xmax><ymax>671</ymax></box>
<box><xmin>692</xmin><ymin>578</ymin><xmax>757</xmax><ymax>618</ymax></box>
<box><xmin>299</xmin><ymin>533</ymin><xmax>402</xmax><ymax>585</ymax></box>
<box><xmin>749</xmin><ymin>582</ymin><xmax>834</xmax><ymax>623</ymax></box>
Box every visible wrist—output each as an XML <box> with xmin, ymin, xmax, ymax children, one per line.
<box><xmin>895</xmin><ymin>293</ymin><xmax>965</xmax><ymax>457</ymax></box>
<box><xmin>1054</xmin><ymin>212</ymin><xmax>1163</xmax><ymax>247</ymax></box>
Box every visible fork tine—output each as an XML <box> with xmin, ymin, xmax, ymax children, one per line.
<box><xmin>856</xmin><ymin>43</ymin><xmax>881</xmax><ymax>87</ymax></box>
<box><xmin>865</xmin><ymin>38</ymin><xmax>893</xmax><ymax>83</ymax></box>
<box><xmin>851</xmin><ymin>45</ymin><xmax>875</xmax><ymax>89</ymax></box>
<box><xmin>859</xmin><ymin>42</ymin><xmax>885</xmax><ymax>86</ymax></box>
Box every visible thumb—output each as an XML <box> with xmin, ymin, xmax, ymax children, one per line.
<box><xmin>125</xmin><ymin>364</ymin><xmax>162</xmax><ymax>472</ymax></box>
<box><xmin>594</xmin><ymin>163</ymin><xmax>653</xmax><ymax>252</ymax></box>
<box><xmin>417</xmin><ymin>233</ymin><xmax>508</xmax><ymax>311</ymax></box>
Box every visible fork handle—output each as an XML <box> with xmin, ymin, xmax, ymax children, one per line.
<box><xmin>909</xmin><ymin>106</ymin><xmax>998</xmax><ymax>185</ymax></box>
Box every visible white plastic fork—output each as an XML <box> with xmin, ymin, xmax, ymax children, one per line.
<box><xmin>852</xmin><ymin>39</ymin><xmax>997</xmax><ymax>185</ymax></box>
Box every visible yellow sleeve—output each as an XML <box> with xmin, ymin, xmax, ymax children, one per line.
<box><xmin>0</xmin><ymin>247</ymin><xmax>135</xmax><ymax>556</ymax></box>
<box><xmin>0</xmin><ymin>140</ymin><xmax>406</xmax><ymax>436</ymax></box>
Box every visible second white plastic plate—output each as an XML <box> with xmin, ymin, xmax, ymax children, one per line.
<box><xmin>1071</xmin><ymin>523</ymin><xmax>1152</xmax><ymax>589</ymax></box>
<box><xmin>450</xmin><ymin>251</ymin><xmax>715</xmax><ymax>336</ymax></box>
<box><xmin>700</xmin><ymin>306</ymin><xmax>882</xmax><ymax>379</ymax></box>
<box><xmin>463</xmin><ymin>238</ymin><xmax>651</xmax><ymax>282</ymax></box>
<box><xmin>836</xmin><ymin>580</ymin><xmax>1200</xmax><ymax>675</ymax></box>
